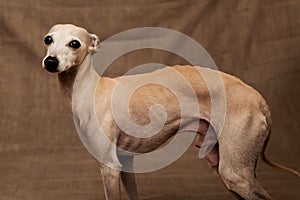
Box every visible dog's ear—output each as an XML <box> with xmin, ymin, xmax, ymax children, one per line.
<box><xmin>89</xmin><ymin>34</ymin><xmax>100</xmax><ymax>53</ymax></box>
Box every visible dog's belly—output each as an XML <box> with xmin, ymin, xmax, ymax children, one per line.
<box><xmin>117</xmin><ymin>119</ymin><xmax>181</xmax><ymax>154</ymax></box>
<box><xmin>116</xmin><ymin>118</ymin><xmax>219</xmax><ymax>168</ymax></box>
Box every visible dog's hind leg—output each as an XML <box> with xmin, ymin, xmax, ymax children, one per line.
<box><xmin>119</xmin><ymin>156</ymin><xmax>139</xmax><ymax>200</ymax></box>
<box><xmin>218</xmin><ymin>114</ymin><xmax>273</xmax><ymax>200</ymax></box>
<box><xmin>100</xmin><ymin>164</ymin><xmax>121</xmax><ymax>200</ymax></box>
<box><xmin>219</xmin><ymin>164</ymin><xmax>272</xmax><ymax>200</ymax></box>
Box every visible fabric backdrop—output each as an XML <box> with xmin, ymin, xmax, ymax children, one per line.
<box><xmin>0</xmin><ymin>0</ymin><xmax>299</xmax><ymax>199</ymax></box>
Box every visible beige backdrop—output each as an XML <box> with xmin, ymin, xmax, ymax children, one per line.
<box><xmin>0</xmin><ymin>0</ymin><xmax>299</xmax><ymax>199</ymax></box>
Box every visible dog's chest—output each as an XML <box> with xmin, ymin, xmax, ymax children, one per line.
<box><xmin>71</xmin><ymin>79</ymin><xmax>115</xmax><ymax>160</ymax></box>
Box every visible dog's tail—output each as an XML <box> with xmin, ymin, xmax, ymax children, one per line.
<box><xmin>261</xmin><ymin>128</ymin><xmax>300</xmax><ymax>178</ymax></box>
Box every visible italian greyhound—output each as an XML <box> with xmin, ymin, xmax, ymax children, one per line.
<box><xmin>42</xmin><ymin>24</ymin><xmax>299</xmax><ymax>200</ymax></box>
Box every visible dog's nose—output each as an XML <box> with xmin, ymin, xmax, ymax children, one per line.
<box><xmin>44</xmin><ymin>56</ymin><xmax>59</xmax><ymax>72</ymax></box>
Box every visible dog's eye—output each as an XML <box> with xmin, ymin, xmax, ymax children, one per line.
<box><xmin>69</xmin><ymin>40</ymin><xmax>81</xmax><ymax>49</ymax></box>
<box><xmin>44</xmin><ymin>36</ymin><xmax>53</xmax><ymax>45</ymax></box>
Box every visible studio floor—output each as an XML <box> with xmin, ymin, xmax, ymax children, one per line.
<box><xmin>1</xmin><ymin>141</ymin><xmax>299</xmax><ymax>200</ymax></box>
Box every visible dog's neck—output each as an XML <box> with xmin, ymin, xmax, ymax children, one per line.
<box><xmin>58</xmin><ymin>53</ymin><xmax>99</xmax><ymax>110</ymax></box>
<box><xmin>58</xmin><ymin>65</ymin><xmax>79</xmax><ymax>104</ymax></box>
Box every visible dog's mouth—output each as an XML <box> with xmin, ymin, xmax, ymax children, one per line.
<box><xmin>44</xmin><ymin>66</ymin><xmax>59</xmax><ymax>73</ymax></box>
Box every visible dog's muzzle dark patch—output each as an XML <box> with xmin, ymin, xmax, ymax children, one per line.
<box><xmin>44</xmin><ymin>56</ymin><xmax>59</xmax><ymax>73</ymax></box>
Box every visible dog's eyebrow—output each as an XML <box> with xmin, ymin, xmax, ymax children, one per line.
<box><xmin>44</xmin><ymin>34</ymin><xmax>51</xmax><ymax>38</ymax></box>
<box><xmin>45</xmin><ymin>32</ymin><xmax>54</xmax><ymax>36</ymax></box>
<box><xmin>65</xmin><ymin>38</ymin><xmax>83</xmax><ymax>46</ymax></box>
<box><xmin>69</xmin><ymin>37</ymin><xmax>81</xmax><ymax>41</ymax></box>
<box><xmin>44</xmin><ymin>33</ymin><xmax>55</xmax><ymax>40</ymax></box>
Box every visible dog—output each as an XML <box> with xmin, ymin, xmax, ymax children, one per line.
<box><xmin>42</xmin><ymin>24</ymin><xmax>299</xmax><ymax>200</ymax></box>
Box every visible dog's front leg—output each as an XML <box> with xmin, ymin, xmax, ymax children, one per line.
<box><xmin>121</xmin><ymin>172</ymin><xmax>139</xmax><ymax>200</ymax></box>
<box><xmin>100</xmin><ymin>164</ymin><xmax>121</xmax><ymax>200</ymax></box>
<box><xmin>120</xmin><ymin>156</ymin><xmax>139</xmax><ymax>200</ymax></box>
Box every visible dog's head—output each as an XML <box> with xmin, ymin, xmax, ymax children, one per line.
<box><xmin>42</xmin><ymin>24</ymin><xmax>100</xmax><ymax>73</ymax></box>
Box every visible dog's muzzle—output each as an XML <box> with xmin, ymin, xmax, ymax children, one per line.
<box><xmin>44</xmin><ymin>56</ymin><xmax>59</xmax><ymax>73</ymax></box>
